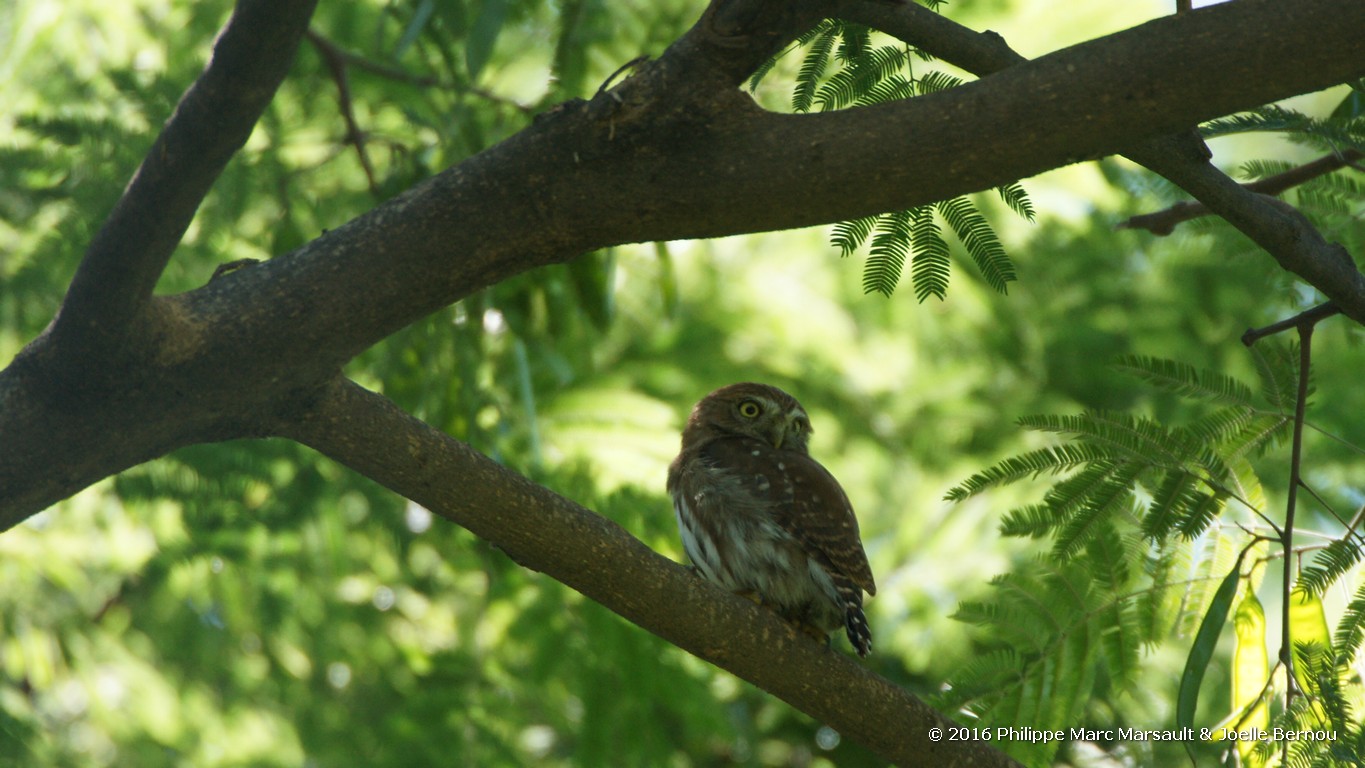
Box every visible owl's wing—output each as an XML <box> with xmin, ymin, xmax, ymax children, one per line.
<box><xmin>703</xmin><ymin>439</ymin><xmax>877</xmax><ymax>596</ymax></box>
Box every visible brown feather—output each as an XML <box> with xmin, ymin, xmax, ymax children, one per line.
<box><xmin>668</xmin><ymin>382</ymin><xmax>878</xmax><ymax>656</ymax></box>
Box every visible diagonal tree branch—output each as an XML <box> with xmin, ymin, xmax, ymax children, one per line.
<box><xmin>4</xmin><ymin>0</ymin><xmax>1365</xmax><ymax>528</ymax></box>
<box><xmin>839</xmin><ymin>0</ymin><xmax>1365</xmax><ymax>324</ymax></box>
<box><xmin>1128</xmin><ymin>145</ymin><xmax>1365</xmax><ymax>317</ymax></box>
<box><xmin>1119</xmin><ymin>149</ymin><xmax>1365</xmax><ymax>235</ymax></box>
<box><xmin>53</xmin><ymin>0</ymin><xmax>319</xmax><ymax>357</ymax></box>
<box><xmin>275</xmin><ymin>376</ymin><xmax>1024</xmax><ymax>768</ymax></box>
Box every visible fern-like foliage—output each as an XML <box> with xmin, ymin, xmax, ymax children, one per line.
<box><xmin>759</xmin><ymin>7</ymin><xmax>1033</xmax><ymax>301</ymax></box>
<box><xmin>938</xmin><ymin>547</ymin><xmax>1155</xmax><ymax>765</ymax></box>
<box><xmin>951</xmin><ymin>353</ymin><xmax>1307</xmax><ymax>546</ymax></box>
<box><xmin>1202</xmin><ymin>104</ymin><xmax>1365</xmax><ymax>153</ymax></box>
<box><xmin>938</xmin><ymin>346</ymin><xmax>1365</xmax><ymax>764</ymax></box>
<box><xmin>937</xmin><ymin>196</ymin><xmax>1016</xmax><ymax>294</ymax></box>
<box><xmin>1298</xmin><ymin>537</ymin><xmax>1365</xmax><ymax>598</ymax></box>
<box><xmin>864</xmin><ymin>209</ymin><xmax>912</xmax><ymax>296</ymax></box>
<box><xmin>1334</xmin><ymin>583</ymin><xmax>1365</xmax><ymax>667</ymax></box>
<box><xmin>789</xmin><ymin>21</ymin><xmax>838</xmax><ymax>113</ymax></box>
<box><xmin>830</xmin><ymin>214</ymin><xmax>878</xmax><ymax>257</ymax></box>
<box><xmin>1205</xmin><ymin>86</ymin><xmax>1365</xmax><ymax>255</ymax></box>
<box><xmin>996</xmin><ymin>182</ymin><xmax>1036</xmax><ymax>222</ymax></box>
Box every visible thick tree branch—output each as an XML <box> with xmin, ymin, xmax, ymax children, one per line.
<box><xmin>53</xmin><ymin>0</ymin><xmax>318</xmax><ymax>358</ymax></box>
<box><xmin>4</xmin><ymin>0</ymin><xmax>1365</xmax><ymax>526</ymax></box>
<box><xmin>841</xmin><ymin>0</ymin><xmax>1365</xmax><ymax>323</ymax></box>
<box><xmin>274</xmin><ymin>376</ymin><xmax>1022</xmax><ymax>768</ymax></box>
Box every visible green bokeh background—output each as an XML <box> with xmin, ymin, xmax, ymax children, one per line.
<box><xmin>2</xmin><ymin>1</ymin><xmax>1362</xmax><ymax>765</ymax></box>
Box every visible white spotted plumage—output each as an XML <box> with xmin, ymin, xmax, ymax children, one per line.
<box><xmin>667</xmin><ymin>383</ymin><xmax>876</xmax><ymax>656</ymax></box>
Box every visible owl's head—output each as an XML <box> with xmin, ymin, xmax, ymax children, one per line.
<box><xmin>683</xmin><ymin>382</ymin><xmax>812</xmax><ymax>454</ymax></box>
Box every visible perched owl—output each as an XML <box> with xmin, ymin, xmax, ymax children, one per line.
<box><xmin>667</xmin><ymin>382</ymin><xmax>877</xmax><ymax>656</ymax></box>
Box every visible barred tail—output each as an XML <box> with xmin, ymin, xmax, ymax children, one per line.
<box><xmin>839</xmin><ymin>584</ymin><xmax>872</xmax><ymax>657</ymax></box>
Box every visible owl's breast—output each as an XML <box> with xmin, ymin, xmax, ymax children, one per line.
<box><xmin>670</xmin><ymin>438</ymin><xmax>842</xmax><ymax>625</ymax></box>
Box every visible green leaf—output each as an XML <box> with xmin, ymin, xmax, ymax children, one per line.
<box><xmin>1288</xmin><ymin>590</ymin><xmax>1331</xmax><ymax>698</ymax></box>
<box><xmin>1297</xmin><ymin>536</ymin><xmax>1364</xmax><ymax>597</ymax></box>
<box><xmin>998</xmin><ymin>504</ymin><xmax>1063</xmax><ymax>538</ymax></box>
<box><xmin>814</xmin><ymin>45</ymin><xmax>907</xmax><ymax>112</ymax></box>
<box><xmin>1111</xmin><ymin>355</ymin><xmax>1257</xmax><ymax>406</ymax></box>
<box><xmin>945</xmin><ymin>443</ymin><xmax>1114</xmax><ymax>501</ymax></box>
<box><xmin>916</xmin><ymin>70</ymin><xmax>964</xmax><ymax>95</ymax></box>
<box><xmin>1232</xmin><ymin>592</ymin><xmax>1270</xmax><ymax>732</ymax></box>
<box><xmin>996</xmin><ymin>182</ymin><xmax>1035</xmax><ymax>222</ymax></box>
<box><xmin>792</xmin><ymin>21</ymin><xmax>837</xmax><ymax>113</ymax></box>
<box><xmin>1207</xmin><ymin>591</ymin><xmax>1269</xmax><ymax>766</ymax></box>
<box><xmin>908</xmin><ymin>204</ymin><xmax>949</xmax><ymax>301</ymax></box>
<box><xmin>1330</xmin><ymin>79</ymin><xmax>1365</xmax><ymax>119</ymax></box>
<box><xmin>1333</xmin><ymin>583</ymin><xmax>1365</xmax><ymax>667</ymax></box>
<box><xmin>830</xmin><ymin>214</ymin><xmax>877</xmax><ymax>256</ymax></box>
<box><xmin>1177</xmin><ymin>562</ymin><xmax>1241</xmax><ymax>735</ymax></box>
<box><xmin>935</xmin><ymin>196</ymin><xmax>1015</xmax><ymax>294</ymax></box>
<box><xmin>863</xmin><ymin>209</ymin><xmax>911</xmax><ymax>296</ymax></box>
<box><xmin>466</xmin><ymin>0</ymin><xmax>510</xmax><ymax>81</ymax></box>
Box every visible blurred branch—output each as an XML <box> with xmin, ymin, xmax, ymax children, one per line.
<box><xmin>54</xmin><ymin>0</ymin><xmax>319</xmax><ymax>357</ymax></box>
<box><xmin>306</xmin><ymin>30</ymin><xmax>379</xmax><ymax>194</ymax></box>
<box><xmin>276</xmin><ymin>376</ymin><xmax>1022</xmax><ymax>768</ymax></box>
<box><xmin>1242</xmin><ymin>301</ymin><xmax>1341</xmax><ymax>345</ymax></box>
<box><xmin>1119</xmin><ymin>149</ymin><xmax>1365</xmax><ymax>235</ymax></box>
<box><xmin>305</xmin><ymin>28</ymin><xmax>533</xmax><ymax>113</ymax></box>
<box><xmin>838</xmin><ymin>0</ymin><xmax>1365</xmax><ymax>326</ymax></box>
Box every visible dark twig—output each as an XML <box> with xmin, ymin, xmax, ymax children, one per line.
<box><xmin>1241</xmin><ymin>302</ymin><xmax>1341</xmax><ymax>346</ymax></box>
<box><xmin>1296</xmin><ymin>482</ymin><xmax>1365</xmax><ymax>550</ymax></box>
<box><xmin>306</xmin><ymin>30</ymin><xmax>379</xmax><ymax>194</ymax></box>
<box><xmin>1242</xmin><ymin>301</ymin><xmax>1337</xmax><ymax>714</ymax></box>
<box><xmin>306</xmin><ymin>29</ymin><xmax>534</xmax><ymax>113</ymax></box>
<box><xmin>1120</xmin><ymin>149</ymin><xmax>1364</xmax><ymax>235</ymax></box>
<box><xmin>597</xmin><ymin>55</ymin><xmax>650</xmax><ymax>98</ymax></box>
<box><xmin>1279</xmin><ymin>312</ymin><xmax>1328</xmax><ymax>716</ymax></box>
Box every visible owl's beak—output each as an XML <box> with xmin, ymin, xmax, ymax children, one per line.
<box><xmin>772</xmin><ymin>412</ymin><xmax>799</xmax><ymax>450</ymax></box>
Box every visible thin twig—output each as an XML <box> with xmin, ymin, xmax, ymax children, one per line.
<box><xmin>306</xmin><ymin>30</ymin><xmax>379</xmax><ymax>194</ymax></box>
<box><xmin>1296</xmin><ymin>482</ymin><xmax>1365</xmax><ymax>549</ymax></box>
<box><xmin>307</xmin><ymin>29</ymin><xmax>534</xmax><ymax>113</ymax></box>
<box><xmin>597</xmin><ymin>55</ymin><xmax>649</xmax><ymax>98</ymax></box>
<box><xmin>1119</xmin><ymin>149</ymin><xmax>1364</xmax><ymax>235</ymax></box>
<box><xmin>1242</xmin><ymin>301</ymin><xmax>1340</xmax><ymax>346</ymax></box>
<box><xmin>1279</xmin><ymin>317</ymin><xmax>1316</xmax><ymax>709</ymax></box>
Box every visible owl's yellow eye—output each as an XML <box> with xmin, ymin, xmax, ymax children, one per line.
<box><xmin>737</xmin><ymin>400</ymin><xmax>762</xmax><ymax>418</ymax></box>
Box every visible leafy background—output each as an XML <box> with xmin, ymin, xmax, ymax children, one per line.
<box><xmin>2</xmin><ymin>0</ymin><xmax>1363</xmax><ymax>765</ymax></box>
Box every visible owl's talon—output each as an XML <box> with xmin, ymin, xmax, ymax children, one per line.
<box><xmin>734</xmin><ymin>589</ymin><xmax>763</xmax><ymax>605</ymax></box>
<box><xmin>796</xmin><ymin>619</ymin><xmax>830</xmax><ymax>646</ymax></box>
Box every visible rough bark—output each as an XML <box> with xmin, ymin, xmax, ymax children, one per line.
<box><xmin>4</xmin><ymin>0</ymin><xmax>1365</xmax><ymax>763</ymax></box>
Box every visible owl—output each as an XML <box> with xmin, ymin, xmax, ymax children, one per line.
<box><xmin>667</xmin><ymin>382</ymin><xmax>877</xmax><ymax>656</ymax></box>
